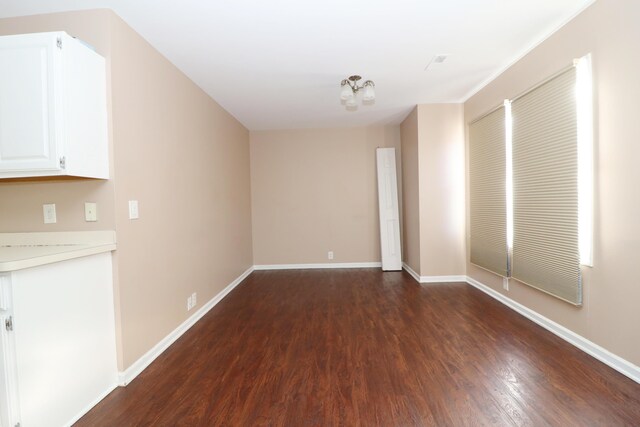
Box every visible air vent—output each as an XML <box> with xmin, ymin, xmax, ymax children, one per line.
<box><xmin>433</xmin><ymin>54</ymin><xmax>448</xmax><ymax>63</ymax></box>
<box><xmin>424</xmin><ymin>54</ymin><xmax>450</xmax><ymax>70</ymax></box>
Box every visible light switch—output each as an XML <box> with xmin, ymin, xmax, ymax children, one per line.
<box><xmin>85</xmin><ymin>202</ymin><xmax>97</xmax><ymax>222</ymax></box>
<box><xmin>43</xmin><ymin>204</ymin><xmax>57</xmax><ymax>224</ymax></box>
<box><xmin>128</xmin><ymin>200</ymin><xmax>139</xmax><ymax>220</ymax></box>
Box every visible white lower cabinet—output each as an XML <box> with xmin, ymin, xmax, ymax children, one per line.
<box><xmin>0</xmin><ymin>253</ymin><xmax>117</xmax><ymax>427</ymax></box>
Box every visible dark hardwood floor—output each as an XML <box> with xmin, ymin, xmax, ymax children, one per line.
<box><xmin>76</xmin><ymin>269</ymin><xmax>640</xmax><ymax>426</ymax></box>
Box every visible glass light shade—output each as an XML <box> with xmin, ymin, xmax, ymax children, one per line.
<box><xmin>345</xmin><ymin>94</ymin><xmax>357</xmax><ymax>107</ymax></box>
<box><xmin>340</xmin><ymin>84</ymin><xmax>353</xmax><ymax>101</ymax></box>
<box><xmin>363</xmin><ymin>85</ymin><xmax>375</xmax><ymax>101</ymax></box>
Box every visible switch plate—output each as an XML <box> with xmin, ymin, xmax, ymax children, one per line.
<box><xmin>328</xmin><ymin>251</ymin><xmax>334</xmax><ymax>260</ymax></box>
<box><xmin>43</xmin><ymin>204</ymin><xmax>57</xmax><ymax>224</ymax></box>
<box><xmin>128</xmin><ymin>200</ymin><xmax>139</xmax><ymax>220</ymax></box>
<box><xmin>84</xmin><ymin>202</ymin><xmax>97</xmax><ymax>222</ymax></box>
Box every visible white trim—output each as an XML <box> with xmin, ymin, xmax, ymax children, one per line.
<box><xmin>459</xmin><ymin>0</ymin><xmax>597</xmax><ymax>104</ymax></box>
<box><xmin>117</xmin><ymin>265</ymin><xmax>254</xmax><ymax>386</ymax></box>
<box><xmin>119</xmin><ymin>262</ymin><xmax>379</xmax><ymax>386</ymax></box>
<box><xmin>420</xmin><ymin>275</ymin><xmax>467</xmax><ymax>283</ymax></box>
<box><xmin>466</xmin><ymin>276</ymin><xmax>640</xmax><ymax>384</ymax></box>
<box><xmin>64</xmin><ymin>383</ymin><xmax>118</xmax><ymax>427</ymax></box>
<box><xmin>253</xmin><ymin>262</ymin><xmax>381</xmax><ymax>270</ymax></box>
<box><xmin>115</xmin><ymin>263</ymin><xmax>640</xmax><ymax>393</ymax></box>
<box><xmin>402</xmin><ymin>263</ymin><xmax>466</xmax><ymax>284</ymax></box>
<box><xmin>402</xmin><ymin>262</ymin><xmax>420</xmax><ymax>282</ymax></box>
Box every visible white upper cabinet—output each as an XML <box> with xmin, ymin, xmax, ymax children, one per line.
<box><xmin>0</xmin><ymin>32</ymin><xmax>109</xmax><ymax>179</ymax></box>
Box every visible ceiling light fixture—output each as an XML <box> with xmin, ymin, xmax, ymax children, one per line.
<box><xmin>340</xmin><ymin>75</ymin><xmax>375</xmax><ymax>109</ymax></box>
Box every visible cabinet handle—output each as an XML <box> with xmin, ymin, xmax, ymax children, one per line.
<box><xmin>5</xmin><ymin>315</ymin><xmax>13</xmax><ymax>331</ymax></box>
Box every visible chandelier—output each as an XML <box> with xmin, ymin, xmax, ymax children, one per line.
<box><xmin>340</xmin><ymin>75</ymin><xmax>375</xmax><ymax>109</ymax></box>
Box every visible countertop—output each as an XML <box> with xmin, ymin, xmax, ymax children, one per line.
<box><xmin>0</xmin><ymin>231</ymin><xmax>116</xmax><ymax>273</ymax></box>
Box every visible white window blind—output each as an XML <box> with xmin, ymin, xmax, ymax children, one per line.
<box><xmin>469</xmin><ymin>107</ymin><xmax>508</xmax><ymax>277</ymax></box>
<box><xmin>511</xmin><ymin>67</ymin><xmax>582</xmax><ymax>305</ymax></box>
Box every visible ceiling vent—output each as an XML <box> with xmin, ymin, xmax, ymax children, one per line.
<box><xmin>425</xmin><ymin>54</ymin><xmax>450</xmax><ymax>70</ymax></box>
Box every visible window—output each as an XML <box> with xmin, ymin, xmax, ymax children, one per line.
<box><xmin>511</xmin><ymin>66</ymin><xmax>581</xmax><ymax>304</ymax></box>
<box><xmin>469</xmin><ymin>107</ymin><xmax>508</xmax><ymax>277</ymax></box>
<box><xmin>469</xmin><ymin>55</ymin><xmax>593</xmax><ymax>305</ymax></box>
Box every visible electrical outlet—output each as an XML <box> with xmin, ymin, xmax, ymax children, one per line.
<box><xmin>503</xmin><ymin>277</ymin><xmax>509</xmax><ymax>291</ymax></box>
<box><xmin>187</xmin><ymin>292</ymin><xmax>197</xmax><ymax>311</ymax></box>
<box><xmin>328</xmin><ymin>251</ymin><xmax>334</xmax><ymax>260</ymax></box>
<box><xmin>43</xmin><ymin>204</ymin><xmax>57</xmax><ymax>224</ymax></box>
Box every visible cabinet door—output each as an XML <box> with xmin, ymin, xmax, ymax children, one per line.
<box><xmin>0</xmin><ymin>275</ymin><xmax>20</xmax><ymax>427</ymax></box>
<box><xmin>12</xmin><ymin>254</ymin><xmax>117</xmax><ymax>427</ymax></box>
<box><xmin>0</xmin><ymin>33</ymin><xmax>61</xmax><ymax>172</ymax></box>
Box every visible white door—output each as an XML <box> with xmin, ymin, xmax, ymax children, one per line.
<box><xmin>376</xmin><ymin>148</ymin><xmax>402</xmax><ymax>271</ymax></box>
<box><xmin>0</xmin><ymin>33</ymin><xmax>61</xmax><ymax>172</ymax></box>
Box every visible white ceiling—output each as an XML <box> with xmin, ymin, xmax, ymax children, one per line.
<box><xmin>0</xmin><ymin>0</ymin><xmax>595</xmax><ymax>130</ymax></box>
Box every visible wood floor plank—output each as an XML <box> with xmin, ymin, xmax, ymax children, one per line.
<box><xmin>76</xmin><ymin>269</ymin><xmax>640</xmax><ymax>426</ymax></box>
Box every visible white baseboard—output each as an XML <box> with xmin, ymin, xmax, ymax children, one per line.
<box><xmin>466</xmin><ymin>276</ymin><xmax>640</xmax><ymax>384</ymax></box>
<box><xmin>402</xmin><ymin>263</ymin><xmax>466</xmax><ymax>284</ymax></box>
<box><xmin>119</xmin><ymin>262</ymin><xmax>379</xmax><ymax>386</ymax></box>
<box><xmin>254</xmin><ymin>262</ymin><xmax>382</xmax><ymax>270</ymax></box>
<box><xmin>421</xmin><ymin>275</ymin><xmax>467</xmax><ymax>283</ymax></box>
<box><xmin>64</xmin><ymin>382</ymin><xmax>118</xmax><ymax>427</ymax></box>
<box><xmin>115</xmin><ymin>265</ymin><xmax>640</xmax><ymax>391</ymax></box>
<box><xmin>117</xmin><ymin>265</ymin><xmax>254</xmax><ymax>386</ymax></box>
<box><xmin>402</xmin><ymin>263</ymin><xmax>421</xmax><ymax>281</ymax></box>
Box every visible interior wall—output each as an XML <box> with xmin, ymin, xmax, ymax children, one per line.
<box><xmin>417</xmin><ymin>104</ymin><xmax>466</xmax><ymax>276</ymax></box>
<box><xmin>399</xmin><ymin>108</ymin><xmax>421</xmax><ymax>274</ymax></box>
<box><xmin>399</xmin><ymin>105</ymin><xmax>466</xmax><ymax>277</ymax></box>
<box><xmin>464</xmin><ymin>0</ymin><xmax>640</xmax><ymax>366</ymax></box>
<box><xmin>250</xmin><ymin>126</ymin><xmax>400</xmax><ymax>265</ymax></box>
<box><xmin>0</xmin><ymin>9</ymin><xmax>124</xmax><ymax>365</ymax></box>
<box><xmin>0</xmin><ymin>10</ymin><xmax>116</xmax><ymax>232</ymax></box>
<box><xmin>0</xmin><ymin>10</ymin><xmax>254</xmax><ymax>371</ymax></box>
<box><xmin>110</xmin><ymin>15</ymin><xmax>253</xmax><ymax>369</ymax></box>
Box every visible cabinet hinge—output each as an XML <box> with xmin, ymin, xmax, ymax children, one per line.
<box><xmin>59</xmin><ymin>156</ymin><xmax>66</xmax><ymax>169</ymax></box>
<box><xmin>57</xmin><ymin>37</ymin><xmax>62</xmax><ymax>49</ymax></box>
<box><xmin>5</xmin><ymin>316</ymin><xmax>13</xmax><ymax>332</ymax></box>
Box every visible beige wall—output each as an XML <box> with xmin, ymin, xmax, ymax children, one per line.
<box><xmin>417</xmin><ymin>104</ymin><xmax>466</xmax><ymax>276</ymax></box>
<box><xmin>399</xmin><ymin>105</ymin><xmax>466</xmax><ymax>277</ymax></box>
<box><xmin>250</xmin><ymin>126</ymin><xmax>400</xmax><ymax>265</ymax></box>
<box><xmin>0</xmin><ymin>10</ymin><xmax>116</xmax><ymax>232</ymax></box>
<box><xmin>465</xmin><ymin>0</ymin><xmax>640</xmax><ymax>366</ymax></box>
<box><xmin>400</xmin><ymin>108</ymin><xmax>421</xmax><ymax>273</ymax></box>
<box><xmin>0</xmin><ymin>10</ymin><xmax>253</xmax><ymax>370</ymax></box>
<box><xmin>110</xmin><ymin>15</ymin><xmax>252</xmax><ymax>369</ymax></box>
